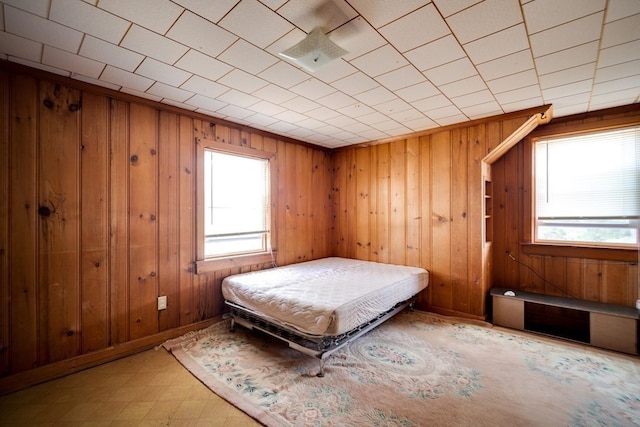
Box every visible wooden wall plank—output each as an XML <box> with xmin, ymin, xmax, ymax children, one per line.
<box><xmin>406</xmin><ymin>138</ymin><xmax>420</xmax><ymax>267</ymax></box>
<box><xmin>0</xmin><ymin>70</ymin><xmax>8</xmax><ymax>376</ymax></box>
<box><xmin>345</xmin><ymin>149</ymin><xmax>357</xmax><ymax>260</ymax></box>
<box><xmin>451</xmin><ymin>128</ymin><xmax>469</xmax><ymax>313</ymax></box>
<box><xmin>418</xmin><ymin>135</ymin><xmax>432</xmax><ymax>306</ymax></box>
<box><xmin>109</xmin><ymin>99</ymin><xmax>130</xmax><ymax>344</ymax></box>
<box><xmin>295</xmin><ymin>145</ymin><xmax>310</xmax><ymax>263</ymax></box>
<box><xmin>276</xmin><ymin>140</ymin><xmax>288</xmax><ymax>264</ymax></box>
<box><xmin>356</xmin><ymin>148</ymin><xmax>370</xmax><ymax>260</ymax></box>
<box><xmin>158</xmin><ymin>111</ymin><xmax>180</xmax><ymax>331</ymax></box>
<box><xmin>389</xmin><ymin>140</ymin><xmax>406</xmax><ymax>265</ymax></box>
<box><xmin>468</xmin><ymin>125</ymin><xmax>485</xmax><ymax>315</ymax></box>
<box><xmin>284</xmin><ymin>142</ymin><xmax>297</xmax><ymax>265</ymax></box>
<box><xmin>127</xmin><ymin>104</ymin><xmax>158</xmax><ymax>340</ymax></box>
<box><xmin>8</xmin><ymin>74</ymin><xmax>39</xmax><ymax>373</ymax></box>
<box><xmin>178</xmin><ymin>116</ymin><xmax>194</xmax><ymax>326</ymax></box>
<box><xmin>430</xmin><ymin>131</ymin><xmax>452</xmax><ymax>310</ymax></box>
<box><xmin>38</xmin><ymin>81</ymin><xmax>81</xmax><ymax>364</ymax></box>
<box><xmin>376</xmin><ymin>144</ymin><xmax>390</xmax><ymax>263</ymax></box>
<box><xmin>368</xmin><ymin>146</ymin><xmax>379</xmax><ymax>263</ymax></box>
<box><xmin>80</xmin><ymin>93</ymin><xmax>109</xmax><ymax>353</ymax></box>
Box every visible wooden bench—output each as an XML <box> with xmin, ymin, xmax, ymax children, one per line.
<box><xmin>490</xmin><ymin>287</ymin><xmax>639</xmax><ymax>355</ymax></box>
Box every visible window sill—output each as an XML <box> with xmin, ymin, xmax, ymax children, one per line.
<box><xmin>521</xmin><ymin>243</ymin><xmax>637</xmax><ymax>262</ymax></box>
<box><xmin>195</xmin><ymin>251</ymin><xmax>275</xmax><ymax>274</ymax></box>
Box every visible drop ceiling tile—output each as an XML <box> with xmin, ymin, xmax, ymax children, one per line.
<box><xmin>595</xmin><ymin>59</ymin><xmax>640</xmax><ymax>83</ymax></box>
<box><xmin>464</xmin><ymin>24</ymin><xmax>529</xmax><ymax>64</ymax></box>
<box><xmin>338</xmin><ymin>102</ymin><xmax>376</xmax><ymax>118</ymax></box>
<box><xmin>426</xmin><ymin>104</ymin><xmax>463</xmax><ymax>120</ymax></box>
<box><xmin>501</xmin><ymin>96</ymin><xmax>544</xmax><ymax>113</ymax></box>
<box><xmin>216</xmin><ymin>104</ymin><xmax>255</xmax><ymax>120</ymax></box>
<box><xmin>1</xmin><ymin>0</ymin><xmax>50</xmax><ymax>17</ymax></box>
<box><xmin>316</xmin><ymin>91</ymin><xmax>357</xmax><ymax>109</ymax></box>
<box><xmin>451</xmin><ymin>89</ymin><xmax>495</xmax><ymax>108</ymax></box>
<box><xmin>590</xmin><ymin>89</ymin><xmax>638</xmax><ymax>109</ymax></box>
<box><xmin>358</xmin><ymin>111</ymin><xmax>389</xmax><ymax>126</ymax></box>
<box><xmin>605</xmin><ymin>0</ymin><xmax>640</xmax><ymax>21</ymax></box>
<box><xmin>5</xmin><ymin>6</ymin><xmax>83</xmax><ymax>53</ymax></box>
<box><xmin>332</xmin><ymin>72</ymin><xmax>379</xmax><ymax>96</ymax></box>
<box><xmin>346</xmin><ymin>0</ymin><xmax>426</xmax><ymax>28</ymax></box>
<box><xmin>351</xmin><ymin>44</ymin><xmax>408</xmax><ymax>78</ymax></box>
<box><xmin>147</xmin><ymin>81</ymin><xmax>194</xmax><ymax>102</ymax></box>
<box><xmin>374</xmin><ymin>97</ymin><xmax>411</xmax><ymax>115</ymax></box>
<box><xmin>296</xmin><ymin>117</ymin><xmax>326</xmax><ymax>130</ymax></box>
<box><xmin>494</xmin><ymin>84</ymin><xmax>541</xmax><ymax>104</ymax></box>
<box><xmin>592</xmin><ymin>75</ymin><xmax>640</xmax><ymax>96</ymax></box>
<box><xmin>162</xmin><ymin>98</ymin><xmax>197</xmax><ymax>111</ymax></box>
<box><xmin>289</xmin><ymin>78</ymin><xmax>336</xmax><ymax>99</ymax></box>
<box><xmin>248</xmin><ymin>100</ymin><xmax>287</xmax><ymax>116</ymax></box>
<box><xmin>267</xmin><ymin>121</ymin><xmax>298</xmax><ymax>134</ymax></box>
<box><xmin>0</xmin><ymin>32</ymin><xmax>42</xmax><ymax>62</ymax></box>
<box><xmin>253</xmin><ymin>84</ymin><xmax>297</xmax><ymax>104</ymax></box>
<box><xmin>534</xmin><ymin>41</ymin><xmax>598</xmax><ymax>75</ymax></box>
<box><xmin>547</xmin><ymin>91</ymin><xmax>591</xmax><ymax>108</ymax></box>
<box><xmin>264</xmin><ymin>27</ymin><xmax>306</xmax><ymax>56</ymax></box>
<box><xmin>310</xmin><ymin>60</ymin><xmax>357</xmax><ymax>84</ymax></box>
<box><xmin>120</xmin><ymin>87</ymin><xmax>162</xmax><ymax>102</ymax></box>
<box><xmin>405</xmin><ymin>35</ymin><xmax>465</xmax><ymax>71</ymax></box>
<box><xmin>244</xmin><ymin>112</ymin><xmax>279</xmax><ymax>127</ymax></box>
<box><xmin>258</xmin><ymin>61</ymin><xmax>310</xmax><ymax>88</ymax></box>
<box><xmin>72</xmin><ymin>73</ymin><xmax>121</xmax><ymax>90</ymax></box>
<box><xmin>446</xmin><ymin>0</ymin><xmax>522</xmax><ymax>44</ymax></box>
<box><xmin>281</xmin><ymin>96</ymin><xmax>321</xmax><ymax>113</ymax></box>
<box><xmin>403</xmin><ymin>115</ymin><xmax>437</xmax><ymax>131</ymax></box>
<box><xmin>306</xmin><ymin>106</ymin><xmax>342</xmax><ymax>121</ymax></box>
<box><xmin>180</xmin><ymin>75</ymin><xmax>229</xmax><ymax>99</ymax></box>
<box><xmin>97</xmin><ymin>0</ymin><xmax>183</xmax><ymax>34</ymax></box>
<box><xmin>423</xmin><ymin>57</ymin><xmax>477</xmax><ymax>86</ymax></box>
<box><xmin>434</xmin><ymin>113</ymin><xmax>469</xmax><ymax>126</ymax></box>
<box><xmin>219</xmin><ymin>69</ymin><xmax>269</xmax><ymax>93</ymax></box>
<box><xmin>599</xmin><ymin>40</ymin><xmax>640</xmax><ymax>68</ymax></box>
<box><xmin>387</xmin><ymin>107</ymin><xmax>425</xmax><ymax>122</ymax></box>
<box><xmin>432</xmin><ymin>0</ymin><xmax>482</xmax><ymax>17</ymax></box>
<box><xmin>486</xmin><ymin>69</ymin><xmax>538</xmax><ymax>94</ymax></box>
<box><xmin>217</xmin><ymin>39</ymin><xmax>278</xmax><ymax>74</ymax></box>
<box><xmin>10</xmin><ymin>56</ymin><xmax>69</xmax><ymax>76</ymax></box>
<box><xmin>542</xmin><ymin>79</ymin><xmax>592</xmax><ymax>101</ymax></box>
<box><xmin>216</xmin><ymin>88</ymin><xmax>259</xmax><ymax>107</ymax></box>
<box><xmin>343</xmin><ymin>121</ymin><xmax>374</xmax><ymax>133</ymax></box>
<box><xmin>50</xmin><ymin>0</ymin><xmax>129</xmax><ymax>44</ymax></box>
<box><xmin>79</xmin><ymin>36</ymin><xmax>143</xmax><ymax>71</ymax></box>
<box><xmin>330</xmin><ymin>16</ymin><xmax>387</xmax><ymax>60</ymax></box>
<box><xmin>529</xmin><ymin>12</ymin><xmax>604</xmax><ymax>58</ymax></box>
<box><xmin>121</xmin><ymin>25</ymin><xmax>188</xmax><ymax>64</ymax></box>
<box><xmin>101</xmin><ymin>65</ymin><xmax>154</xmax><ymax>91</ymax></box>
<box><xmin>476</xmin><ymin>49</ymin><xmax>534</xmax><ymax>81</ymax></box>
<box><xmin>379</xmin><ymin>3</ymin><xmax>450</xmax><ymax>53</ymax></box>
<box><xmin>460</xmin><ymin>101</ymin><xmax>503</xmax><ymax>119</ymax></box>
<box><xmin>376</xmin><ymin>65</ymin><xmax>426</xmax><ymax>91</ymax></box>
<box><xmin>439</xmin><ymin>75</ymin><xmax>487</xmax><ymax>98</ymax></box>
<box><xmin>522</xmin><ymin>0</ymin><xmax>605</xmax><ymax>34</ymax></box>
<box><xmin>272</xmin><ymin>110</ymin><xmax>308</xmax><ymax>123</ymax></box>
<box><xmin>171</xmin><ymin>0</ymin><xmax>240</xmax><ymax>23</ymax></box>
<box><xmin>354</xmin><ymin>86</ymin><xmax>396</xmax><ymax>105</ymax></box>
<box><xmin>539</xmin><ymin>63</ymin><xmax>595</xmax><ymax>90</ymax></box>
<box><xmin>166</xmin><ymin>11</ymin><xmax>237</xmax><ymax>58</ymax></box>
<box><xmin>43</xmin><ymin>45</ymin><xmax>105</xmax><ymax>78</ymax></box>
<box><xmin>219</xmin><ymin>0</ymin><xmax>293</xmax><ymax>48</ymax></box>
<box><xmin>185</xmin><ymin>94</ymin><xmax>227</xmax><ymax>111</ymax></box>
<box><xmin>135</xmin><ymin>57</ymin><xmax>191</xmax><ymax>86</ymax></box>
<box><xmin>174</xmin><ymin>50</ymin><xmax>233</xmax><ymax>81</ymax></box>
<box><xmin>277</xmin><ymin>0</ymin><xmax>357</xmax><ymax>33</ymax></box>
<box><xmin>412</xmin><ymin>94</ymin><xmax>452</xmax><ymax>112</ymax></box>
<box><xmin>324</xmin><ymin>114</ymin><xmax>359</xmax><ymax>127</ymax></box>
<box><xmin>601</xmin><ymin>13</ymin><xmax>640</xmax><ymax>49</ymax></box>
<box><xmin>395</xmin><ymin>81</ymin><xmax>439</xmax><ymax>103</ymax></box>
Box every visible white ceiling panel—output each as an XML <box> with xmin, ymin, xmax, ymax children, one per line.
<box><xmin>1</xmin><ymin>0</ymin><xmax>638</xmax><ymax>148</ymax></box>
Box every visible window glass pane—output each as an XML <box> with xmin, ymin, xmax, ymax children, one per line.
<box><xmin>534</xmin><ymin>126</ymin><xmax>640</xmax><ymax>246</ymax></box>
<box><xmin>204</xmin><ymin>150</ymin><xmax>269</xmax><ymax>257</ymax></box>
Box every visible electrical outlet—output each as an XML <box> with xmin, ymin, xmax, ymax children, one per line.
<box><xmin>158</xmin><ymin>296</ymin><xmax>167</xmax><ymax>311</ymax></box>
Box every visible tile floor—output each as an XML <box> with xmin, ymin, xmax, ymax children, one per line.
<box><xmin>0</xmin><ymin>347</ymin><xmax>260</xmax><ymax>426</ymax></box>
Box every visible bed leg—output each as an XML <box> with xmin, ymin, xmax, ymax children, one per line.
<box><xmin>317</xmin><ymin>359</ymin><xmax>325</xmax><ymax>377</ymax></box>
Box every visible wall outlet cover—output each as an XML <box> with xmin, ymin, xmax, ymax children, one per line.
<box><xmin>158</xmin><ymin>296</ymin><xmax>167</xmax><ymax>311</ymax></box>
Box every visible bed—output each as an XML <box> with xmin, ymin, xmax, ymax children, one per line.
<box><xmin>221</xmin><ymin>257</ymin><xmax>429</xmax><ymax>376</ymax></box>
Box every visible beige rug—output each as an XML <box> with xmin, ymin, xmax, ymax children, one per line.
<box><xmin>163</xmin><ymin>310</ymin><xmax>640</xmax><ymax>426</ymax></box>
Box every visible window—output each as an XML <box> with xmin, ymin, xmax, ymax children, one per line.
<box><xmin>198</xmin><ymin>141</ymin><xmax>272</xmax><ymax>261</ymax></box>
<box><xmin>533</xmin><ymin>126</ymin><xmax>639</xmax><ymax>247</ymax></box>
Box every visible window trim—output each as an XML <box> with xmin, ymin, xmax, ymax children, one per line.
<box><xmin>524</xmin><ymin>118</ymin><xmax>640</xmax><ymax>261</ymax></box>
<box><xmin>195</xmin><ymin>140</ymin><xmax>275</xmax><ymax>273</ymax></box>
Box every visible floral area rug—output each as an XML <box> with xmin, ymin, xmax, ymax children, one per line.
<box><xmin>162</xmin><ymin>310</ymin><xmax>640</xmax><ymax>426</ymax></box>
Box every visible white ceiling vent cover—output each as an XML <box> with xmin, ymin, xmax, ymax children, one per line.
<box><xmin>279</xmin><ymin>27</ymin><xmax>348</xmax><ymax>72</ymax></box>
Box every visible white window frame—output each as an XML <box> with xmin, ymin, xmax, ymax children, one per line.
<box><xmin>195</xmin><ymin>140</ymin><xmax>274</xmax><ymax>273</ymax></box>
<box><xmin>532</xmin><ymin>126</ymin><xmax>639</xmax><ymax>249</ymax></box>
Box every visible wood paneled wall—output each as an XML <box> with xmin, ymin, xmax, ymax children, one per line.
<box><xmin>490</xmin><ymin>106</ymin><xmax>640</xmax><ymax>307</ymax></box>
<box><xmin>330</xmin><ymin>112</ymin><xmax>539</xmax><ymax>318</ymax></box>
<box><xmin>0</xmin><ymin>66</ymin><xmax>331</xmax><ymax>387</ymax></box>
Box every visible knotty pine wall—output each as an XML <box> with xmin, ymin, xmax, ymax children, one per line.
<box><xmin>331</xmin><ymin>111</ymin><xmax>540</xmax><ymax>319</ymax></box>
<box><xmin>0</xmin><ymin>65</ymin><xmax>331</xmax><ymax>386</ymax></box>
<box><xmin>490</xmin><ymin>105</ymin><xmax>640</xmax><ymax>307</ymax></box>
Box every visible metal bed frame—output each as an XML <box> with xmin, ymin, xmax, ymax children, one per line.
<box><xmin>225</xmin><ymin>298</ymin><xmax>415</xmax><ymax>377</ymax></box>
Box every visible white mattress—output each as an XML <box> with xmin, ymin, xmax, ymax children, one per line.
<box><xmin>222</xmin><ymin>257</ymin><xmax>429</xmax><ymax>336</ymax></box>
